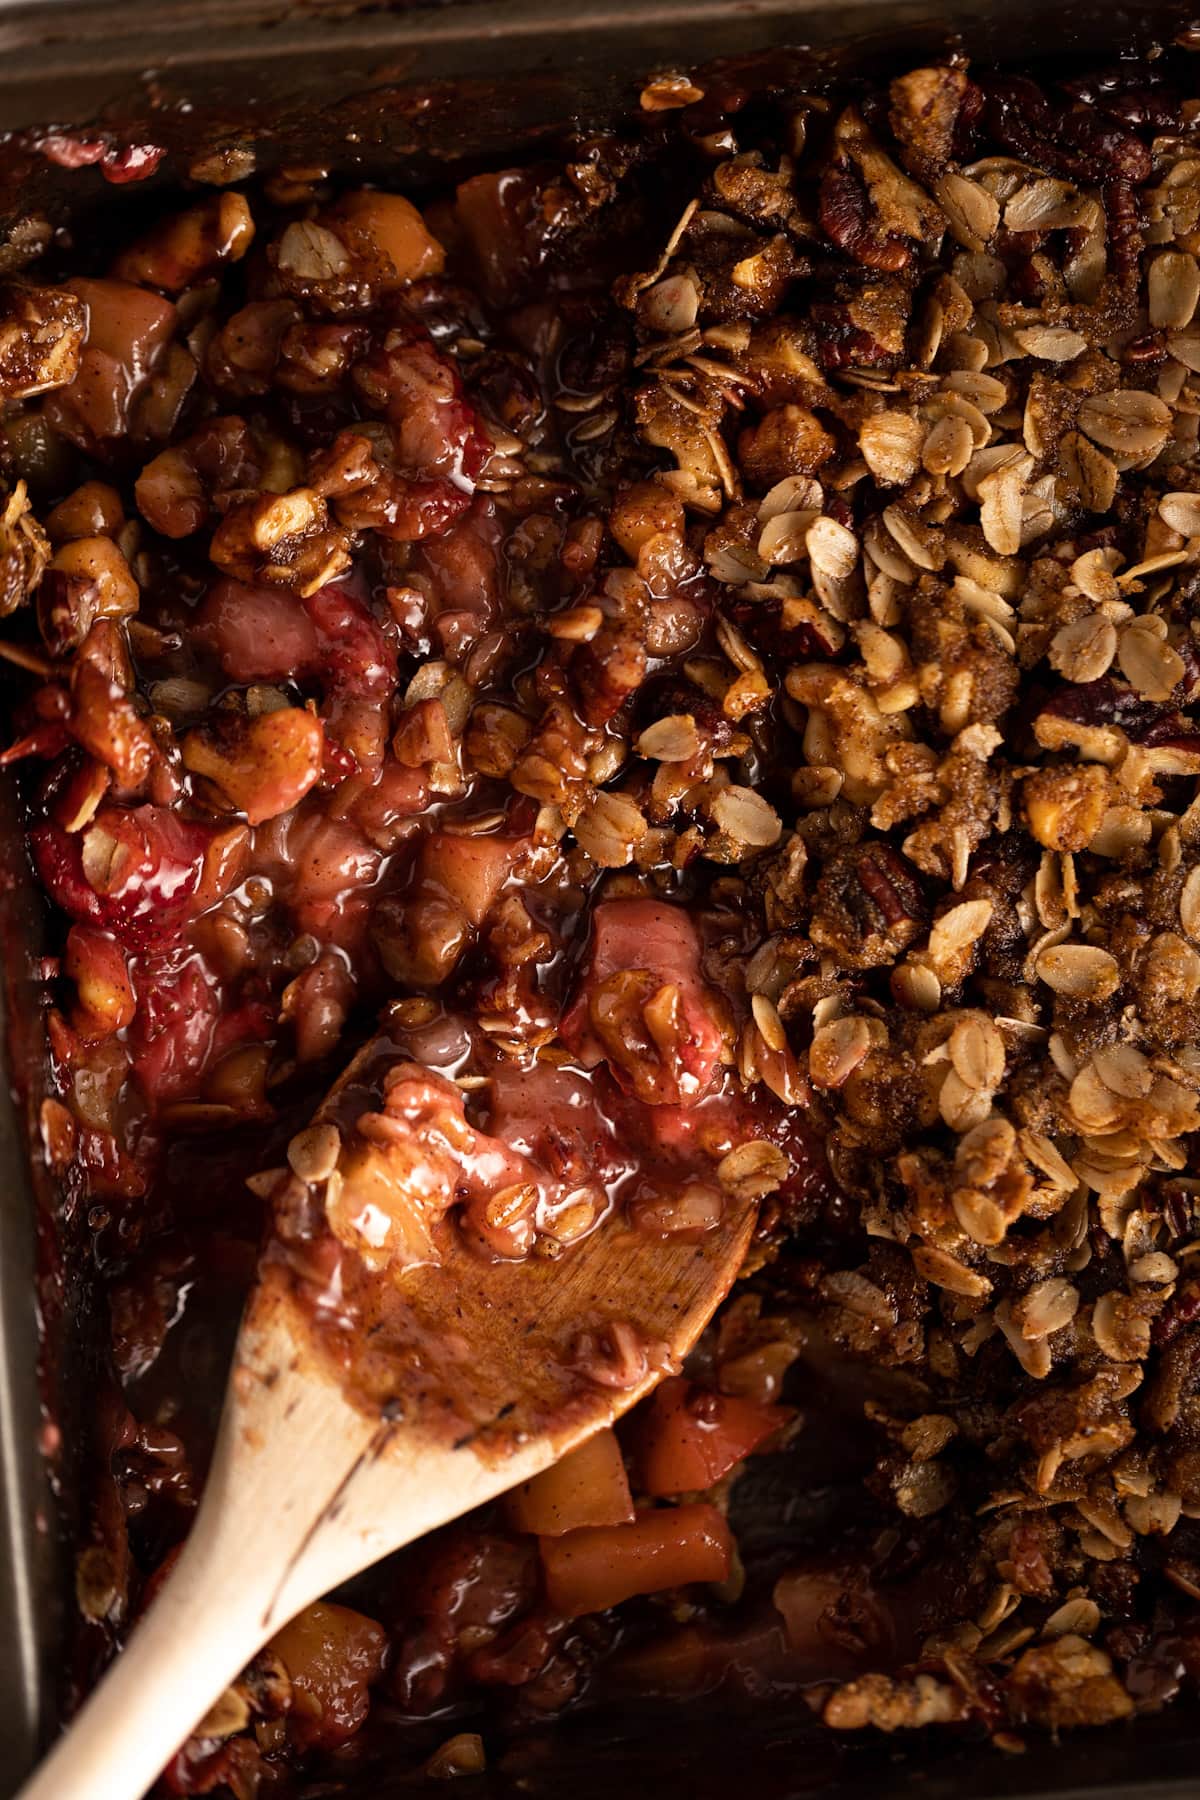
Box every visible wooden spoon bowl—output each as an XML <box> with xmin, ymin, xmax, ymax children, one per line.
<box><xmin>19</xmin><ymin>1034</ymin><xmax>756</xmax><ymax>1800</ymax></box>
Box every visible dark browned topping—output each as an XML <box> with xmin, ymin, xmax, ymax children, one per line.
<box><xmin>9</xmin><ymin>45</ymin><xmax>1200</xmax><ymax>1794</ymax></box>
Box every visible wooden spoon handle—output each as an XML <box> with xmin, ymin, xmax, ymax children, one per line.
<box><xmin>17</xmin><ymin>1482</ymin><xmax>292</xmax><ymax>1800</ymax></box>
<box><xmin>17</xmin><ymin>1296</ymin><xmax>381</xmax><ymax>1800</ymax></box>
<box><xmin>17</xmin><ymin>1194</ymin><xmax>758</xmax><ymax>1800</ymax></box>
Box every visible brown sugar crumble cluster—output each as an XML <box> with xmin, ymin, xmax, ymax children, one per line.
<box><xmin>8</xmin><ymin>47</ymin><xmax>1200</xmax><ymax>1793</ymax></box>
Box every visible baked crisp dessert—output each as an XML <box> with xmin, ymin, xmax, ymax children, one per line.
<box><xmin>4</xmin><ymin>51</ymin><xmax>1200</xmax><ymax>1791</ymax></box>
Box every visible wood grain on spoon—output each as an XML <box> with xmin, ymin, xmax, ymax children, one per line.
<box><xmin>18</xmin><ymin>1033</ymin><xmax>757</xmax><ymax>1800</ymax></box>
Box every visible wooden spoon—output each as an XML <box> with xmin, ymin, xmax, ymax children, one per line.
<box><xmin>18</xmin><ymin>1038</ymin><xmax>756</xmax><ymax>1800</ymax></box>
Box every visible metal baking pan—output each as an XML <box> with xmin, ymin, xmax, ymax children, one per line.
<box><xmin>2</xmin><ymin>1</ymin><xmax>1200</xmax><ymax>1795</ymax></box>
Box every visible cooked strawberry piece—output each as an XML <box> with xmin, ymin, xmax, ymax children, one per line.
<box><xmin>0</xmin><ymin>722</ymin><xmax>71</xmax><ymax>767</ymax></box>
<box><xmin>127</xmin><ymin>956</ymin><xmax>272</xmax><ymax>1110</ymax></box>
<box><xmin>251</xmin><ymin>805</ymin><xmax>382</xmax><ymax>956</ymax></box>
<box><xmin>198</xmin><ymin>579</ymin><xmax>320</xmax><ymax>683</ymax></box>
<box><xmin>353</xmin><ymin>327</ymin><xmax>490</xmax><ymax>485</ymax></box>
<box><xmin>127</xmin><ymin>957</ymin><xmax>220</xmax><ymax>1107</ymax></box>
<box><xmin>347</xmin><ymin>758</ymin><xmax>430</xmax><ymax>851</ymax></box>
<box><xmin>31</xmin><ymin>806</ymin><xmax>215</xmax><ymax>951</ymax></box>
<box><xmin>410</xmin><ymin>497</ymin><xmax>503</xmax><ymax>657</ymax></box>
<box><xmin>301</xmin><ymin>584</ymin><xmax>394</xmax><ymax>698</ymax></box>
<box><xmin>263</xmin><ymin>808</ymin><xmax>382</xmax><ymax>906</ymax></box>
<box><xmin>391</xmin><ymin>1529</ymin><xmax>537</xmax><ymax>1712</ymax></box>
<box><xmin>303</xmin><ymin>584</ymin><xmax>396</xmax><ymax>777</ymax></box>
<box><xmin>482</xmin><ymin>1059</ymin><xmax>628</xmax><ymax>1198</ymax></box>
<box><xmin>198</xmin><ymin>578</ymin><xmax>395</xmax><ymax>779</ymax></box>
<box><xmin>372</xmin><ymin>474</ymin><xmax>477</xmax><ymax>543</ymax></box>
<box><xmin>100</xmin><ymin>144</ymin><xmax>166</xmax><ymax>185</ymax></box>
<box><xmin>38</xmin><ymin>135</ymin><xmax>107</xmax><ymax>169</ymax></box>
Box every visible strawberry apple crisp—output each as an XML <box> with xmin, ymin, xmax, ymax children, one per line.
<box><xmin>5</xmin><ymin>47</ymin><xmax>1200</xmax><ymax>1794</ymax></box>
